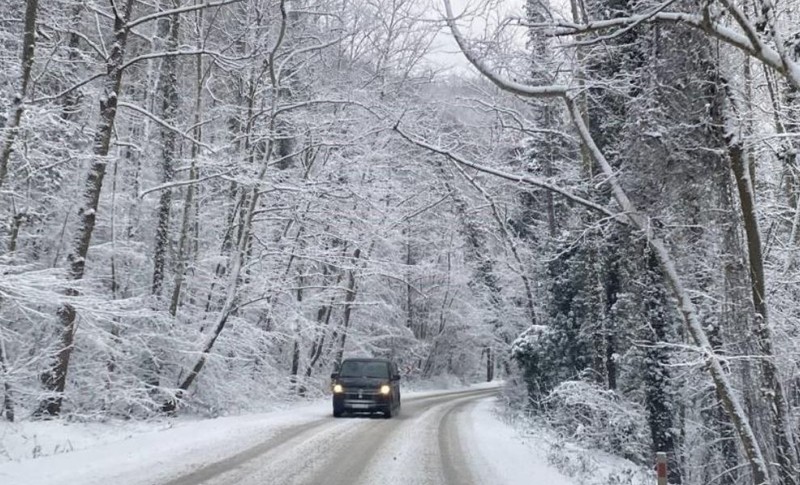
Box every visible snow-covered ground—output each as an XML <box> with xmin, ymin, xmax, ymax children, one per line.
<box><xmin>0</xmin><ymin>400</ymin><xmax>332</xmax><ymax>484</ymax></box>
<box><xmin>461</xmin><ymin>398</ymin><xmax>575</xmax><ymax>485</ymax></box>
<box><xmin>0</xmin><ymin>383</ymin><xmax>637</xmax><ymax>485</ymax></box>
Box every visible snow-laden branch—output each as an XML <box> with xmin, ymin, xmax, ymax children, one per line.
<box><xmin>120</xmin><ymin>49</ymin><xmax>238</xmax><ymax>72</ymax></box>
<box><xmin>393</xmin><ymin>123</ymin><xmax>618</xmax><ymax>220</ymax></box>
<box><xmin>442</xmin><ymin>0</ymin><xmax>772</xmax><ymax>481</ymax></box>
<box><xmin>117</xmin><ymin>101</ymin><xmax>217</xmax><ymax>154</ymax></box>
<box><xmin>545</xmin><ymin>11</ymin><xmax>800</xmax><ymax>90</ymax></box>
<box><xmin>276</xmin><ymin>33</ymin><xmax>349</xmax><ymax>80</ymax></box>
<box><xmin>448</xmin><ymin>157</ymin><xmax>537</xmax><ymax>321</ymax></box>
<box><xmin>139</xmin><ymin>170</ymin><xmax>232</xmax><ymax>198</ymax></box>
<box><xmin>268</xmin><ymin>0</ymin><xmax>289</xmax><ymax>89</ymax></box>
<box><xmin>33</xmin><ymin>50</ymin><xmax>227</xmax><ymax>105</ymax></box>
<box><xmin>442</xmin><ymin>0</ymin><xmax>568</xmax><ymax>98</ymax></box>
<box><xmin>388</xmin><ymin>195</ymin><xmax>450</xmax><ymax>229</ymax></box>
<box><xmin>126</xmin><ymin>0</ymin><xmax>243</xmax><ymax>29</ymax></box>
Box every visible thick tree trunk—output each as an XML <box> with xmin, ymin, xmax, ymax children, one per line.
<box><xmin>35</xmin><ymin>0</ymin><xmax>135</xmax><ymax>417</ymax></box>
<box><xmin>727</xmin><ymin>132</ymin><xmax>799</xmax><ymax>485</ymax></box>
<box><xmin>7</xmin><ymin>213</ymin><xmax>24</xmax><ymax>254</ymax></box>
<box><xmin>603</xmin><ymin>264</ymin><xmax>618</xmax><ymax>391</ymax></box>
<box><xmin>290</xmin><ymin>272</ymin><xmax>304</xmax><ymax>390</ymax></box>
<box><xmin>62</xmin><ymin>4</ymin><xmax>85</xmax><ymax>120</ymax></box>
<box><xmin>564</xmin><ymin>97</ymin><xmax>772</xmax><ymax>485</ymax></box>
<box><xmin>0</xmin><ymin>0</ymin><xmax>39</xmax><ymax>190</ymax></box>
<box><xmin>152</xmin><ymin>2</ymin><xmax>181</xmax><ymax>296</ymax></box>
<box><xmin>643</xmin><ymin>252</ymin><xmax>680</xmax><ymax>484</ymax></box>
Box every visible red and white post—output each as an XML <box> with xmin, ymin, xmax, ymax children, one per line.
<box><xmin>656</xmin><ymin>452</ymin><xmax>667</xmax><ymax>485</ymax></box>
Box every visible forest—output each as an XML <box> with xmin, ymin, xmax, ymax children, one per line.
<box><xmin>1</xmin><ymin>0</ymin><xmax>800</xmax><ymax>484</ymax></box>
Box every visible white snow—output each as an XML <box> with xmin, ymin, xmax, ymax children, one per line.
<box><xmin>0</xmin><ymin>401</ymin><xmax>331</xmax><ymax>485</ymax></box>
<box><xmin>0</xmin><ymin>384</ymin><xmax>634</xmax><ymax>485</ymax></box>
<box><xmin>459</xmin><ymin>397</ymin><xmax>576</xmax><ymax>485</ymax></box>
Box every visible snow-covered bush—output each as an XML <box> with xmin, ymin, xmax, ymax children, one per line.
<box><xmin>542</xmin><ymin>380</ymin><xmax>649</xmax><ymax>463</ymax></box>
<box><xmin>511</xmin><ymin>324</ymin><xmax>555</xmax><ymax>403</ymax></box>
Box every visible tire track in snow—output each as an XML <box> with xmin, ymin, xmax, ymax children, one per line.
<box><xmin>160</xmin><ymin>387</ymin><xmax>499</xmax><ymax>485</ymax></box>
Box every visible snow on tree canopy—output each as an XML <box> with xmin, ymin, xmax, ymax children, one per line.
<box><xmin>511</xmin><ymin>325</ymin><xmax>552</xmax><ymax>359</ymax></box>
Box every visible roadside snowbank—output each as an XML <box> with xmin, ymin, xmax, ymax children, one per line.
<box><xmin>0</xmin><ymin>400</ymin><xmax>331</xmax><ymax>485</ymax></box>
<box><xmin>495</xmin><ymin>404</ymin><xmax>652</xmax><ymax>485</ymax></box>
<box><xmin>461</xmin><ymin>397</ymin><xmax>576</xmax><ymax>485</ymax></box>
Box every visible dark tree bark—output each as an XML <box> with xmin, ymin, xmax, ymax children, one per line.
<box><xmin>727</xmin><ymin>128</ymin><xmax>800</xmax><ymax>485</ymax></box>
<box><xmin>0</xmin><ymin>0</ymin><xmax>39</xmax><ymax>190</ymax></box>
<box><xmin>643</xmin><ymin>251</ymin><xmax>681</xmax><ymax>484</ymax></box>
<box><xmin>0</xmin><ymin>339</ymin><xmax>14</xmax><ymax>421</ymax></box>
<box><xmin>333</xmin><ymin>248</ymin><xmax>361</xmax><ymax>366</ymax></box>
<box><xmin>169</xmin><ymin>26</ymin><xmax>205</xmax><ymax>316</ymax></box>
<box><xmin>152</xmin><ymin>1</ymin><xmax>182</xmax><ymax>296</ymax></box>
<box><xmin>36</xmin><ymin>0</ymin><xmax>136</xmax><ymax>417</ymax></box>
<box><xmin>61</xmin><ymin>4</ymin><xmax>85</xmax><ymax>120</ymax></box>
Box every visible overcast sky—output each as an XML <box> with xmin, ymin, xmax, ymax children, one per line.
<box><xmin>424</xmin><ymin>0</ymin><xmax>526</xmax><ymax>74</ymax></box>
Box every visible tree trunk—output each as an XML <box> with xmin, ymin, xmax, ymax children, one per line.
<box><xmin>36</xmin><ymin>0</ymin><xmax>135</xmax><ymax>417</ymax></box>
<box><xmin>564</xmin><ymin>97</ymin><xmax>772</xmax><ymax>485</ymax></box>
<box><xmin>0</xmin><ymin>335</ymin><xmax>14</xmax><ymax>422</ymax></box>
<box><xmin>290</xmin><ymin>271</ymin><xmax>304</xmax><ymax>390</ymax></box>
<box><xmin>305</xmin><ymin>249</ymin><xmax>347</xmax><ymax>378</ymax></box>
<box><xmin>0</xmin><ymin>0</ymin><xmax>39</xmax><ymax>190</ymax></box>
<box><xmin>727</xmin><ymin>129</ymin><xmax>799</xmax><ymax>485</ymax></box>
<box><xmin>152</xmin><ymin>1</ymin><xmax>181</xmax><ymax>296</ymax></box>
<box><xmin>334</xmin><ymin>248</ymin><xmax>361</xmax><ymax>366</ymax></box>
<box><xmin>486</xmin><ymin>347</ymin><xmax>494</xmax><ymax>382</ymax></box>
<box><xmin>62</xmin><ymin>4</ymin><xmax>85</xmax><ymax>120</ymax></box>
<box><xmin>169</xmin><ymin>18</ymin><xmax>205</xmax><ymax>316</ymax></box>
<box><xmin>162</xmin><ymin>0</ymin><xmax>292</xmax><ymax>413</ymax></box>
<box><xmin>643</xmin><ymin>251</ymin><xmax>680</xmax><ymax>483</ymax></box>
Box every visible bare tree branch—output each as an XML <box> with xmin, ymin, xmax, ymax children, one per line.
<box><xmin>393</xmin><ymin>123</ymin><xmax>619</xmax><ymax>220</ymax></box>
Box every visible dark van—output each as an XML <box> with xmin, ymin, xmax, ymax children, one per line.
<box><xmin>331</xmin><ymin>358</ymin><xmax>401</xmax><ymax>418</ymax></box>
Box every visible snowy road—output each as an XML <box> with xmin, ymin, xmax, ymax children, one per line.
<box><xmin>163</xmin><ymin>387</ymin><xmax>498</xmax><ymax>485</ymax></box>
<box><xmin>2</xmin><ymin>385</ymin><xmax>577</xmax><ymax>485</ymax></box>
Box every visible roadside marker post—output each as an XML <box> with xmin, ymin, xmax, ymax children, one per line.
<box><xmin>656</xmin><ymin>452</ymin><xmax>667</xmax><ymax>485</ymax></box>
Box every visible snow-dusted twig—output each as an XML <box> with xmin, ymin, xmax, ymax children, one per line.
<box><xmin>117</xmin><ymin>101</ymin><xmax>217</xmax><ymax>153</ymax></box>
<box><xmin>126</xmin><ymin>0</ymin><xmax>243</xmax><ymax>29</ymax></box>
<box><xmin>547</xmin><ymin>11</ymin><xmax>800</xmax><ymax>90</ymax></box>
<box><xmin>393</xmin><ymin>123</ymin><xmax>618</xmax><ymax>220</ymax></box>
<box><xmin>139</xmin><ymin>170</ymin><xmax>233</xmax><ymax>198</ymax></box>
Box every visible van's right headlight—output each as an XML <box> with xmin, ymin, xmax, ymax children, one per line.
<box><xmin>333</xmin><ymin>384</ymin><xmax>344</xmax><ymax>394</ymax></box>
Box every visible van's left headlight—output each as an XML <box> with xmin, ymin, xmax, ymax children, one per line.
<box><xmin>333</xmin><ymin>384</ymin><xmax>344</xmax><ymax>394</ymax></box>
<box><xmin>380</xmin><ymin>385</ymin><xmax>391</xmax><ymax>395</ymax></box>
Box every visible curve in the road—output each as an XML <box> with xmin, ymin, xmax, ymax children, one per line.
<box><xmin>161</xmin><ymin>387</ymin><xmax>499</xmax><ymax>485</ymax></box>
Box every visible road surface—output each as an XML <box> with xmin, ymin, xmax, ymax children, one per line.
<box><xmin>163</xmin><ymin>387</ymin><xmax>498</xmax><ymax>485</ymax></box>
<box><xmin>2</xmin><ymin>385</ymin><xmax>581</xmax><ymax>485</ymax></box>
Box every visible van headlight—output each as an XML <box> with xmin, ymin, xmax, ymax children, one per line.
<box><xmin>380</xmin><ymin>385</ymin><xmax>391</xmax><ymax>395</ymax></box>
<box><xmin>333</xmin><ymin>384</ymin><xmax>344</xmax><ymax>394</ymax></box>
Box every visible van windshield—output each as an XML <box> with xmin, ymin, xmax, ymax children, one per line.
<box><xmin>339</xmin><ymin>361</ymin><xmax>389</xmax><ymax>378</ymax></box>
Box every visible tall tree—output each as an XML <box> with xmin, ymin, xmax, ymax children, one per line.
<box><xmin>37</xmin><ymin>0</ymin><xmax>137</xmax><ymax>417</ymax></box>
